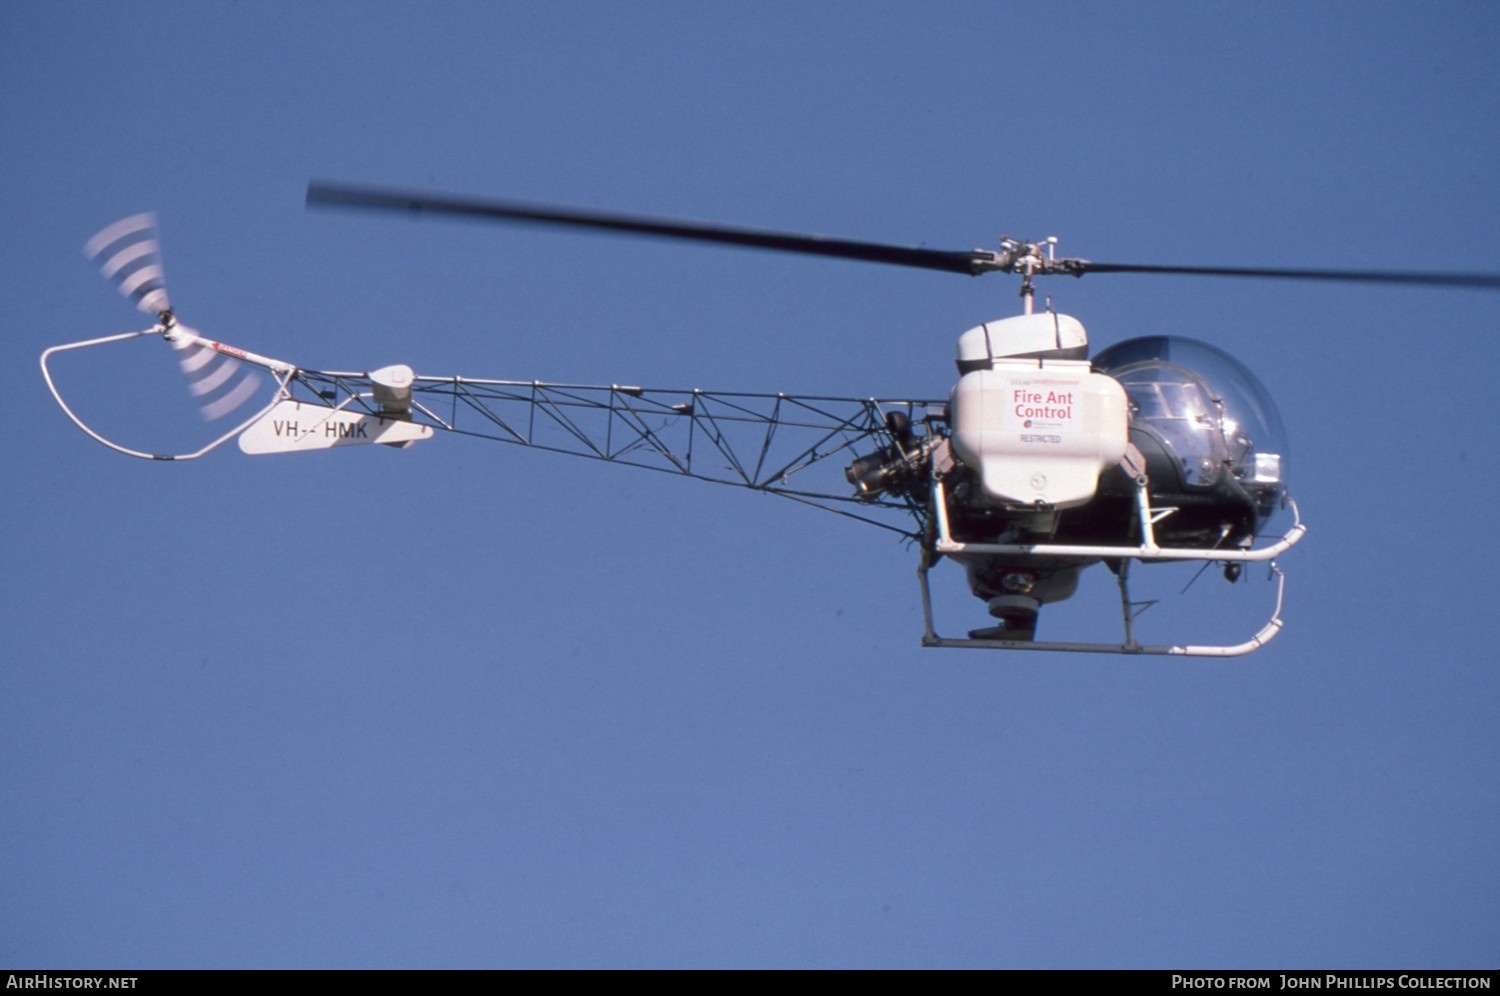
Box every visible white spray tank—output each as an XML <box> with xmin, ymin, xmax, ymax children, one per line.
<box><xmin>948</xmin><ymin>312</ymin><xmax>1129</xmax><ymax>508</ymax></box>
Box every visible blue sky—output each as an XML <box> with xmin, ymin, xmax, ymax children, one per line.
<box><xmin>3</xmin><ymin>0</ymin><xmax>1497</xmax><ymax>969</ymax></box>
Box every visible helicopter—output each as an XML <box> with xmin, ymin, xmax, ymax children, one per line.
<box><xmin>40</xmin><ymin>185</ymin><xmax>1500</xmax><ymax>656</ymax></box>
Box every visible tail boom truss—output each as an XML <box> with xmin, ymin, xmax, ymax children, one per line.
<box><xmin>292</xmin><ymin>367</ymin><xmax>941</xmax><ymax>538</ymax></box>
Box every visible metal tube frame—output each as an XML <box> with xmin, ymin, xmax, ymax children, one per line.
<box><xmin>294</xmin><ymin>368</ymin><xmax>943</xmax><ymax>538</ymax></box>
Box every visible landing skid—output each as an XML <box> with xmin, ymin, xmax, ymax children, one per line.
<box><xmin>918</xmin><ymin>479</ymin><xmax>1304</xmax><ymax>658</ymax></box>
<box><xmin>918</xmin><ymin>557</ymin><xmax>1288</xmax><ymax>657</ymax></box>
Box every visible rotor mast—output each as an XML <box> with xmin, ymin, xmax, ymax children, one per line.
<box><xmin>989</xmin><ymin>236</ymin><xmax>1063</xmax><ymax>315</ymax></box>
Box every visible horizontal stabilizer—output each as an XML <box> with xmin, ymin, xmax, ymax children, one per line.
<box><xmin>238</xmin><ymin>400</ymin><xmax>432</xmax><ymax>455</ymax></box>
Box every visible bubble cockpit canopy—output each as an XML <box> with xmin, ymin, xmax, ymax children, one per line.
<box><xmin>1093</xmin><ymin>336</ymin><xmax>1288</xmax><ymax>518</ymax></box>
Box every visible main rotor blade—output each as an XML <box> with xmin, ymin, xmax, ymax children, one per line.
<box><xmin>309</xmin><ymin>181</ymin><xmax>1500</xmax><ymax>291</ymax></box>
<box><xmin>1077</xmin><ymin>260</ymin><xmax>1500</xmax><ymax>291</ymax></box>
<box><xmin>307</xmin><ymin>181</ymin><xmax>988</xmax><ymax>275</ymax></box>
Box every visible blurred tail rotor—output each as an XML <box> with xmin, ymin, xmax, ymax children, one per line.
<box><xmin>84</xmin><ymin>213</ymin><xmax>263</xmax><ymax>421</ymax></box>
<box><xmin>166</xmin><ymin>323</ymin><xmax>265</xmax><ymax>420</ymax></box>
<box><xmin>85</xmin><ymin>212</ymin><xmax>171</xmax><ymax>314</ymax></box>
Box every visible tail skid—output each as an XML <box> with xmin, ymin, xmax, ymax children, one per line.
<box><xmin>39</xmin><ymin>321</ymin><xmax>293</xmax><ymax>461</ymax></box>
